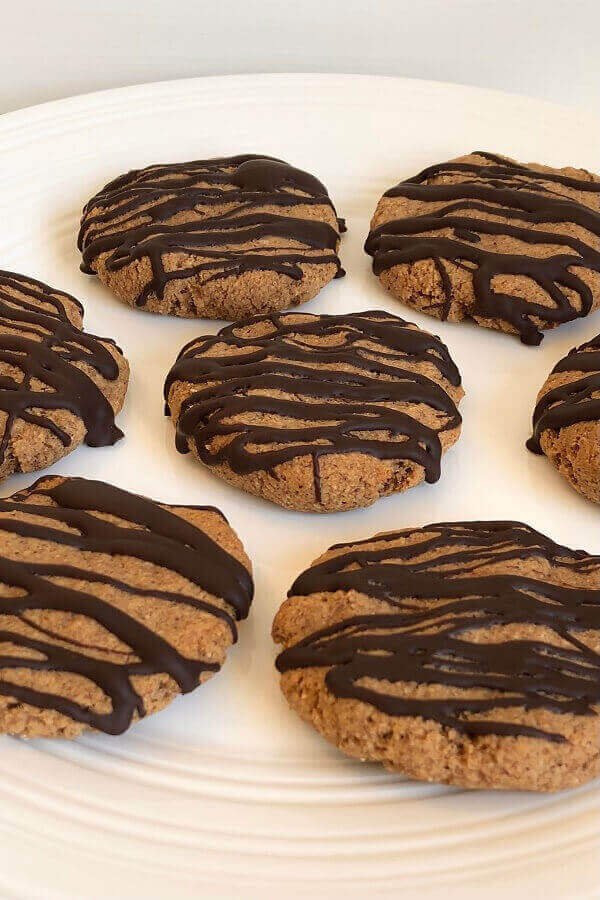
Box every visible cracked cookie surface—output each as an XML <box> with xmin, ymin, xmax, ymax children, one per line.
<box><xmin>164</xmin><ymin>310</ymin><xmax>463</xmax><ymax>512</ymax></box>
<box><xmin>0</xmin><ymin>475</ymin><xmax>253</xmax><ymax>738</ymax></box>
<box><xmin>0</xmin><ymin>271</ymin><xmax>128</xmax><ymax>480</ymax></box>
<box><xmin>79</xmin><ymin>155</ymin><xmax>344</xmax><ymax>319</ymax></box>
<box><xmin>273</xmin><ymin>521</ymin><xmax>600</xmax><ymax>791</ymax></box>
<box><xmin>365</xmin><ymin>152</ymin><xmax>600</xmax><ymax>345</ymax></box>
<box><xmin>527</xmin><ymin>332</ymin><xmax>600</xmax><ymax>502</ymax></box>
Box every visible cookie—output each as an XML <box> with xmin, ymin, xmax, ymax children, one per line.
<box><xmin>164</xmin><ymin>310</ymin><xmax>464</xmax><ymax>512</ymax></box>
<box><xmin>273</xmin><ymin>521</ymin><xmax>600</xmax><ymax>791</ymax></box>
<box><xmin>0</xmin><ymin>271</ymin><xmax>128</xmax><ymax>480</ymax></box>
<box><xmin>365</xmin><ymin>151</ymin><xmax>600</xmax><ymax>345</ymax></box>
<box><xmin>0</xmin><ymin>475</ymin><xmax>253</xmax><ymax>738</ymax></box>
<box><xmin>527</xmin><ymin>332</ymin><xmax>600</xmax><ymax>502</ymax></box>
<box><xmin>78</xmin><ymin>155</ymin><xmax>344</xmax><ymax>320</ymax></box>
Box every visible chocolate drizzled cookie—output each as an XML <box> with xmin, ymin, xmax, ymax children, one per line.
<box><xmin>0</xmin><ymin>475</ymin><xmax>253</xmax><ymax>738</ymax></box>
<box><xmin>527</xmin><ymin>332</ymin><xmax>600</xmax><ymax>501</ymax></box>
<box><xmin>0</xmin><ymin>271</ymin><xmax>128</xmax><ymax>479</ymax></box>
<box><xmin>273</xmin><ymin>521</ymin><xmax>600</xmax><ymax>791</ymax></box>
<box><xmin>164</xmin><ymin>310</ymin><xmax>464</xmax><ymax>512</ymax></box>
<box><xmin>78</xmin><ymin>155</ymin><xmax>344</xmax><ymax>320</ymax></box>
<box><xmin>365</xmin><ymin>152</ymin><xmax>600</xmax><ymax>345</ymax></box>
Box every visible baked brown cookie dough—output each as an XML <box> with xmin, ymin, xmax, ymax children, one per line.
<box><xmin>164</xmin><ymin>310</ymin><xmax>464</xmax><ymax>512</ymax></box>
<box><xmin>273</xmin><ymin>521</ymin><xmax>600</xmax><ymax>791</ymax></box>
<box><xmin>527</xmin><ymin>332</ymin><xmax>600</xmax><ymax>502</ymax></box>
<box><xmin>365</xmin><ymin>151</ymin><xmax>600</xmax><ymax>345</ymax></box>
<box><xmin>78</xmin><ymin>155</ymin><xmax>344</xmax><ymax>319</ymax></box>
<box><xmin>0</xmin><ymin>271</ymin><xmax>128</xmax><ymax>480</ymax></box>
<box><xmin>0</xmin><ymin>475</ymin><xmax>253</xmax><ymax>738</ymax></box>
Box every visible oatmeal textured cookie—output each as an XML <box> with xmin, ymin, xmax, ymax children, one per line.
<box><xmin>164</xmin><ymin>310</ymin><xmax>464</xmax><ymax>512</ymax></box>
<box><xmin>0</xmin><ymin>271</ymin><xmax>128</xmax><ymax>480</ymax></box>
<box><xmin>527</xmin><ymin>332</ymin><xmax>600</xmax><ymax>502</ymax></box>
<box><xmin>365</xmin><ymin>151</ymin><xmax>600</xmax><ymax>345</ymax></box>
<box><xmin>78</xmin><ymin>154</ymin><xmax>344</xmax><ymax>319</ymax></box>
<box><xmin>273</xmin><ymin>521</ymin><xmax>600</xmax><ymax>791</ymax></box>
<box><xmin>0</xmin><ymin>475</ymin><xmax>253</xmax><ymax>738</ymax></box>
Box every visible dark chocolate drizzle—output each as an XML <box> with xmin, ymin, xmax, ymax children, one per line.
<box><xmin>0</xmin><ymin>476</ymin><xmax>253</xmax><ymax>735</ymax></box>
<box><xmin>0</xmin><ymin>271</ymin><xmax>125</xmax><ymax>465</ymax></box>
<box><xmin>164</xmin><ymin>311</ymin><xmax>462</xmax><ymax>500</ymax></box>
<box><xmin>78</xmin><ymin>155</ymin><xmax>344</xmax><ymax>307</ymax></box>
<box><xmin>527</xmin><ymin>332</ymin><xmax>600</xmax><ymax>452</ymax></box>
<box><xmin>364</xmin><ymin>151</ymin><xmax>600</xmax><ymax>345</ymax></box>
<box><xmin>276</xmin><ymin>521</ymin><xmax>600</xmax><ymax>743</ymax></box>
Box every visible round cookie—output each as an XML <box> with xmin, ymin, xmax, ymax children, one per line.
<box><xmin>365</xmin><ymin>151</ymin><xmax>600</xmax><ymax>345</ymax></box>
<box><xmin>0</xmin><ymin>270</ymin><xmax>128</xmax><ymax>479</ymax></box>
<box><xmin>164</xmin><ymin>310</ymin><xmax>464</xmax><ymax>513</ymax></box>
<box><xmin>0</xmin><ymin>475</ymin><xmax>253</xmax><ymax>738</ymax></box>
<box><xmin>527</xmin><ymin>332</ymin><xmax>600</xmax><ymax>502</ymax></box>
<box><xmin>273</xmin><ymin>521</ymin><xmax>600</xmax><ymax>792</ymax></box>
<box><xmin>78</xmin><ymin>154</ymin><xmax>344</xmax><ymax>319</ymax></box>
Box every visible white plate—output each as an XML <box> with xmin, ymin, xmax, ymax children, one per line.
<box><xmin>0</xmin><ymin>74</ymin><xmax>598</xmax><ymax>899</ymax></box>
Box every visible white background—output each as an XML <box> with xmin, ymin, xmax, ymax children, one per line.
<box><xmin>1</xmin><ymin>0</ymin><xmax>599</xmax><ymax>114</ymax></box>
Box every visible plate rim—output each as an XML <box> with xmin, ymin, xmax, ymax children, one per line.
<box><xmin>0</xmin><ymin>71</ymin><xmax>594</xmax><ymax>131</ymax></box>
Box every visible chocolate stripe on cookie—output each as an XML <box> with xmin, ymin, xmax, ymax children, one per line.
<box><xmin>164</xmin><ymin>311</ymin><xmax>462</xmax><ymax>498</ymax></box>
<box><xmin>0</xmin><ymin>476</ymin><xmax>253</xmax><ymax>734</ymax></box>
<box><xmin>527</xmin><ymin>333</ymin><xmax>600</xmax><ymax>452</ymax></box>
<box><xmin>0</xmin><ymin>271</ymin><xmax>124</xmax><ymax>462</ymax></box>
<box><xmin>78</xmin><ymin>155</ymin><xmax>344</xmax><ymax>308</ymax></box>
<box><xmin>365</xmin><ymin>152</ymin><xmax>600</xmax><ymax>345</ymax></box>
<box><xmin>276</xmin><ymin>521</ymin><xmax>600</xmax><ymax>743</ymax></box>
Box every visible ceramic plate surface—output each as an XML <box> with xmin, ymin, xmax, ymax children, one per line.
<box><xmin>0</xmin><ymin>74</ymin><xmax>598</xmax><ymax>899</ymax></box>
